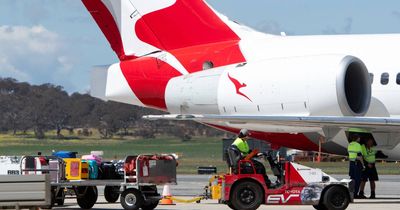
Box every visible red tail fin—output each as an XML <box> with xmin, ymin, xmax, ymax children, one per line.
<box><xmin>82</xmin><ymin>0</ymin><xmax>242</xmax><ymax>61</ymax></box>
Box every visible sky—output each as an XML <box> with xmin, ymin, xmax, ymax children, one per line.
<box><xmin>0</xmin><ymin>0</ymin><xmax>400</xmax><ymax>93</ymax></box>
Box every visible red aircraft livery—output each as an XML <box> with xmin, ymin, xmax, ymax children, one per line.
<box><xmin>83</xmin><ymin>0</ymin><xmax>400</xmax><ymax>161</ymax></box>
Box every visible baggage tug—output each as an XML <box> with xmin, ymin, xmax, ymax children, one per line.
<box><xmin>206</xmin><ymin>151</ymin><xmax>353</xmax><ymax>210</ymax></box>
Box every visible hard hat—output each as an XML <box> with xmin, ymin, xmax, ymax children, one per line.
<box><xmin>239</xmin><ymin>128</ymin><xmax>250</xmax><ymax>137</ymax></box>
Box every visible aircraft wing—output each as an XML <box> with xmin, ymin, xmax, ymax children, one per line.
<box><xmin>143</xmin><ymin>114</ymin><xmax>400</xmax><ymax>132</ymax></box>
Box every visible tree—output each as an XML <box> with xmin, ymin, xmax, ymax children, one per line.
<box><xmin>0</xmin><ymin>77</ymin><xmax>227</xmax><ymax>140</ymax></box>
<box><xmin>0</xmin><ymin>79</ymin><xmax>32</xmax><ymax>134</ymax></box>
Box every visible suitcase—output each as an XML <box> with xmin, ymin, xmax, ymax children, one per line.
<box><xmin>124</xmin><ymin>156</ymin><xmax>137</xmax><ymax>177</ymax></box>
<box><xmin>99</xmin><ymin>162</ymin><xmax>118</xmax><ymax>179</ymax></box>
<box><xmin>115</xmin><ymin>160</ymin><xmax>125</xmax><ymax>178</ymax></box>
<box><xmin>90</xmin><ymin>151</ymin><xmax>104</xmax><ymax>157</ymax></box>
<box><xmin>81</xmin><ymin>161</ymin><xmax>89</xmax><ymax>179</ymax></box>
<box><xmin>81</xmin><ymin>154</ymin><xmax>102</xmax><ymax>165</ymax></box>
<box><xmin>38</xmin><ymin>156</ymin><xmax>49</xmax><ymax>174</ymax></box>
<box><xmin>86</xmin><ymin>160</ymin><xmax>99</xmax><ymax>179</ymax></box>
<box><xmin>21</xmin><ymin>156</ymin><xmax>42</xmax><ymax>175</ymax></box>
<box><xmin>49</xmin><ymin>159</ymin><xmax>66</xmax><ymax>182</ymax></box>
<box><xmin>64</xmin><ymin>158</ymin><xmax>82</xmax><ymax>180</ymax></box>
<box><xmin>53</xmin><ymin>151</ymin><xmax>77</xmax><ymax>158</ymax></box>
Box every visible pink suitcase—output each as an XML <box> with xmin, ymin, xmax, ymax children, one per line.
<box><xmin>81</xmin><ymin>154</ymin><xmax>102</xmax><ymax>165</ymax></box>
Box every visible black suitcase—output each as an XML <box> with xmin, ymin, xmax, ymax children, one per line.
<box><xmin>99</xmin><ymin>162</ymin><xmax>116</xmax><ymax>179</ymax></box>
<box><xmin>99</xmin><ymin>162</ymin><xmax>118</xmax><ymax>179</ymax></box>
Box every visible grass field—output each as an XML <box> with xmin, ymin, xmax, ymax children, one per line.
<box><xmin>0</xmin><ymin>133</ymin><xmax>399</xmax><ymax>174</ymax></box>
<box><xmin>0</xmin><ymin>133</ymin><xmax>227</xmax><ymax>174</ymax></box>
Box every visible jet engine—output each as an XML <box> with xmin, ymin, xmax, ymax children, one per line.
<box><xmin>165</xmin><ymin>55</ymin><xmax>371</xmax><ymax>117</ymax></box>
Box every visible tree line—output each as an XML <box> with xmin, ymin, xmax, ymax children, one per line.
<box><xmin>0</xmin><ymin>78</ymin><xmax>225</xmax><ymax>140</ymax></box>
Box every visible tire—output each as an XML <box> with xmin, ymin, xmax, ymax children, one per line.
<box><xmin>322</xmin><ymin>186</ymin><xmax>350</xmax><ymax>210</ymax></box>
<box><xmin>105</xmin><ymin>186</ymin><xmax>120</xmax><ymax>203</ymax></box>
<box><xmin>226</xmin><ymin>201</ymin><xmax>235</xmax><ymax>210</ymax></box>
<box><xmin>230</xmin><ymin>181</ymin><xmax>263</xmax><ymax>210</ymax></box>
<box><xmin>141</xmin><ymin>201</ymin><xmax>159</xmax><ymax>210</ymax></box>
<box><xmin>313</xmin><ymin>203</ymin><xmax>327</xmax><ymax>210</ymax></box>
<box><xmin>56</xmin><ymin>189</ymin><xmax>65</xmax><ymax>206</ymax></box>
<box><xmin>50</xmin><ymin>190</ymin><xmax>56</xmax><ymax>207</ymax></box>
<box><xmin>77</xmin><ymin>186</ymin><xmax>98</xmax><ymax>209</ymax></box>
<box><xmin>120</xmin><ymin>188</ymin><xmax>144</xmax><ymax>210</ymax></box>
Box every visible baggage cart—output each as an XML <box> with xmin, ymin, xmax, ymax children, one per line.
<box><xmin>21</xmin><ymin>154</ymin><xmax>177</xmax><ymax>210</ymax></box>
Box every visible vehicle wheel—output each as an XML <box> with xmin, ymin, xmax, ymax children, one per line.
<box><xmin>56</xmin><ymin>189</ymin><xmax>65</xmax><ymax>206</ymax></box>
<box><xmin>104</xmin><ymin>186</ymin><xmax>120</xmax><ymax>203</ymax></box>
<box><xmin>226</xmin><ymin>201</ymin><xmax>235</xmax><ymax>210</ymax></box>
<box><xmin>50</xmin><ymin>190</ymin><xmax>56</xmax><ymax>207</ymax></box>
<box><xmin>230</xmin><ymin>181</ymin><xmax>263</xmax><ymax>210</ymax></box>
<box><xmin>322</xmin><ymin>186</ymin><xmax>350</xmax><ymax>210</ymax></box>
<box><xmin>120</xmin><ymin>188</ymin><xmax>144</xmax><ymax>210</ymax></box>
<box><xmin>141</xmin><ymin>200</ymin><xmax>159</xmax><ymax>210</ymax></box>
<box><xmin>77</xmin><ymin>186</ymin><xmax>98</xmax><ymax>209</ymax></box>
<box><xmin>313</xmin><ymin>203</ymin><xmax>327</xmax><ymax>210</ymax></box>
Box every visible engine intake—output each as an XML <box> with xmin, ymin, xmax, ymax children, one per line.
<box><xmin>337</xmin><ymin>56</ymin><xmax>371</xmax><ymax>116</ymax></box>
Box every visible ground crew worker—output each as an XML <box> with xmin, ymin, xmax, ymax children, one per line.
<box><xmin>359</xmin><ymin>138</ymin><xmax>378</xmax><ymax>199</ymax></box>
<box><xmin>232</xmin><ymin>129</ymin><xmax>251</xmax><ymax>157</ymax></box>
<box><xmin>347</xmin><ymin>129</ymin><xmax>365</xmax><ymax>199</ymax></box>
<box><xmin>231</xmin><ymin>129</ymin><xmax>270</xmax><ymax>185</ymax></box>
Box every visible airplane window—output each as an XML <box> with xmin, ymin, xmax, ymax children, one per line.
<box><xmin>369</xmin><ymin>73</ymin><xmax>374</xmax><ymax>84</ymax></box>
<box><xmin>381</xmin><ymin>72</ymin><xmax>389</xmax><ymax>85</ymax></box>
<box><xmin>397</xmin><ymin>73</ymin><xmax>400</xmax><ymax>85</ymax></box>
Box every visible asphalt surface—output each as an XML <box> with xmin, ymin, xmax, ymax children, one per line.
<box><xmin>54</xmin><ymin>174</ymin><xmax>400</xmax><ymax>210</ymax></box>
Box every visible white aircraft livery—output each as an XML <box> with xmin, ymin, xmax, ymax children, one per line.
<box><xmin>83</xmin><ymin>0</ymin><xmax>400</xmax><ymax>160</ymax></box>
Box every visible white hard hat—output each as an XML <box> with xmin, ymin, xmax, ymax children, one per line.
<box><xmin>240</xmin><ymin>129</ymin><xmax>250</xmax><ymax>137</ymax></box>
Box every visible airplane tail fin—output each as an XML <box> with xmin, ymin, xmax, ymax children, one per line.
<box><xmin>82</xmin><ymin>0</ymin><xmax>243</xmax><ymax>61</ymax></box>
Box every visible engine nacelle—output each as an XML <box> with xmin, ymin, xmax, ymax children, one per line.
<box><xmin>165</xmin><ymin>55</ymin><xmax>371</xmax><ymax>117</ymax></box>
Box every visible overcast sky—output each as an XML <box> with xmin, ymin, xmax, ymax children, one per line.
<box><xmin>1</xmin><ymin>0</ymin><xmax>400</xmax><ymax>92</ymax></box>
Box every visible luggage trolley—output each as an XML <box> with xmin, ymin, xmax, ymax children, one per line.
<box><xmin>118</xmin><ymin>154</ymin><xmax>177</xmax><ymax>210</ymax></box>
<box><xmin>22</xmin><ymin>154</ymin><xmax>177</xmax><ymax>210</ymax></box>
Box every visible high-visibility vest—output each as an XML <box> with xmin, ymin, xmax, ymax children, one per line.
<box><xmin>347</xmin><ymin>128</ymin><xmax>369</xmax><ymax>133</ymax></box>
<box><xmin>362</xmin><ymin>145</ymin><xmax>376</xmax><ymax>163</ymax></box>
<box><xmin>348</xmin><ymin>141</ymin><xmax>362</xmax><ymax>161</ymax></box>
<box><xmin>232</xmin><ymin>137</ymin><xmax>250</xmax><ymax>156</ymax></box>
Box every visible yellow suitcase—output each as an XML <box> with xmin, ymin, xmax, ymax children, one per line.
<box><xmin>64</xmin><ymin>158</ymin><xmax>82</xmax><ymax>180</ymax></box>
<box><xmin>81</xmin><ymin>161</ymin><xmax>89</xmax><ymax>179</ymax></box>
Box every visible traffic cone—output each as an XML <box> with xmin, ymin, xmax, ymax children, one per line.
<box><xmin>159</xmin><ymin>184</ymin><xmax>175</xmax><ymax>205</ymax></box>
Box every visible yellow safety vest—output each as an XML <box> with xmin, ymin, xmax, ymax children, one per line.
<box><xmin>361</xmin><ymin>145</ymin><xmax>376</xmax><ymax>163</ymax></box>
<box><xmin>348</xmin><ymin>141</ymin><xmax>362</xmax><ymax>161</ymax></box>
<box><xmin>232</xmin><ymin>137</ymin><xmax>250</xmax><ymax>156</ymax></box>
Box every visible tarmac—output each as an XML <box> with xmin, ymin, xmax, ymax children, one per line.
<box><xmin>54</xmin><ymin>175</ymin><xmax>400</xmax><ymax>210</ymax></box>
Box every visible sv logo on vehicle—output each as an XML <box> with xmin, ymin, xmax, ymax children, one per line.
<box><xmin>266</xmin><ymin>194</ymin><xmax>300</xmax><ymax>204</ymax></box>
